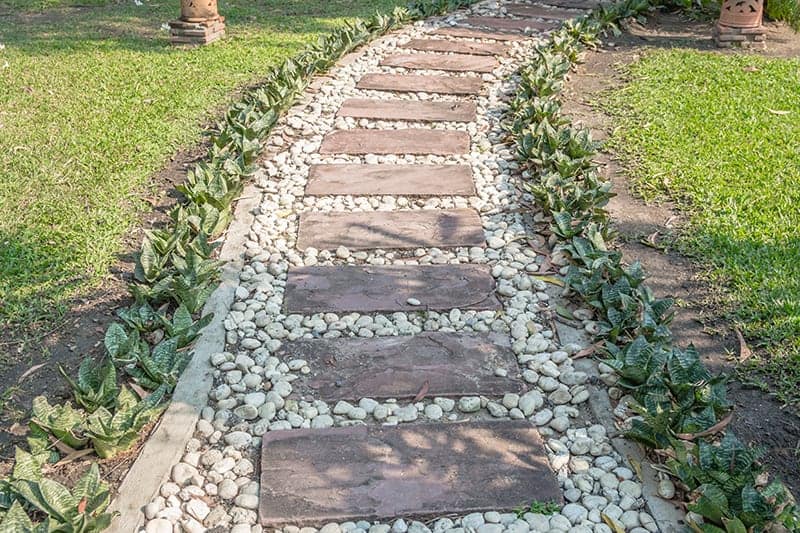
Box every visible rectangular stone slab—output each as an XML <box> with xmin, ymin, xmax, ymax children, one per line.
<box><xmin>462</xmin><ymin>16</ymin><xmax>558</xmax><ymax>32</ymax></box>
<box><xmin>430</xmin><ymin>26</ymin><xmax>525</xmax><ymax>41</ymax></box>
<box><xmin>259</xmin><ymin>420</ymin><xmax>562</xmax><ymax>526</ymax></box>
<box><xmin>280</xmin><ymin>332</ymin><xmax>523</xmax><ymax>401</ymax></box>
<box><xmin>284</xmin><ymin>264</ymin><xmax>501</xmax><ymax>313</ymax></box>
<box><xmin>319</xmin><ymin>129</ymin><xmax>470</xmax><ymax>155</ymax></box>
<box><xmin>356</xmin><ymin>73</ymin><xmax>483</xmax><ymax>95</ymax></box>
<box><xmin>306</xmin><ymin>164</ymin><xmax>476</xmax><ymax>196</ymax></box>
<box><xmin>506</xmin><ymin>4</ymin><xmax>585</xmax><ymax>19</ymax></box>
<box><xmin>381</xmin><ymin>53</ymin><xmax>498</xmax><ymax>73</ymax></box>
<box><xmin>337</xmin><ymin>98</ymin><xmax>477</xmax><ymax>122</ymax></box>
<box><xmin>402</xmin><ymin>38</ymin><xmax>508</xmax><ymax>56</ymax></box>
<box><xmin>296</xmin><ymin>208</ymin><xmax>485</xmax><ymax>250</ymax></box>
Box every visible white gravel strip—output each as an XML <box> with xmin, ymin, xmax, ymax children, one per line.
<box><xmin>138</xmin><ymin>2</ymin><xmax>654</xmax><ymax>532</ymax></box>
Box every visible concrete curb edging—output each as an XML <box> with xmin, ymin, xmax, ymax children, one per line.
<box><xmin>108</xmin><ymin>185</ymin><xmax>261</xmax><ymax>532</ymax></box>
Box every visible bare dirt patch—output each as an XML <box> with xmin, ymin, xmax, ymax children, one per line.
<box><xmin>560</xmin><ymin>10</ymin><xmax>800</xmax><ymax>494</ymax></box>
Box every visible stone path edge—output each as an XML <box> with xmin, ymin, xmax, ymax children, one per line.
<box><xmin>107</xmin><ymin>184</ymin><xmax>262</xmax><ymax>532</ymax></box>
<box><xmin>553</xmin><ymin>317</ymin><xmax>685</xmax><ymax>533</ymax></box>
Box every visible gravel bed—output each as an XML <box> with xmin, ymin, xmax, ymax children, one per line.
<box><xmin>139</xmin><ymin>2</ymin><xmax>650</xmax><ymax>532</ymax></box>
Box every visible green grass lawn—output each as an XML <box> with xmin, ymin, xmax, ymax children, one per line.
<box><xmin>0</xmin><ymin>0</ymin><xmax>406</xmax><ymax>330</ymax></box>
<box><xmin>605</xmin><ymin>49</ymin><xmax>800</xmax><ymax>406</ymax></box>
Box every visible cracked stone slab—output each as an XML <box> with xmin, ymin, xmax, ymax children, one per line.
<box><xmin>319</xmin><ymin>129</ymin><xmax>470</xmax><ymax>155</ymax></box>
<box><xmin>461</xmin><ymin>16</ymin><xmax>559</xmax><ymax>33</ymax></box>
<box><xmin>505</xmin><ymin>3</ymin><xmax>586</xmax><ymax>19</ymax></box>
<box><xmin>280</xmin><ymin>332</ymin><xmax>523</xmax><ymax>401</ymax></box>
<box><xmin>296</xmin><ymin>208</ymin><xmax>485</xmax><ymax>250</ymax></box>
<box><xmin>337</xmin><ymin>98</ymin><xmax>477</xmax><ymax>122</ymax></box>
<box><xmin>430</xmin><ymin>26</ymin><xmax>525</xmax><ymax>41</ymax></box>
<box><xmin>356</xmin><ymin>73</ymin><xmax>483</xmax><ymax>95</ymax></box>
<box><xmin>259</xmin><ymin>420</ymin><xmax>562</xmax><ymax>526</ymax></box>
<box><xmin>401</xmin><ymin>38</ymin><xmax>508</xmax><ymax>56</ymax></box>
<box><xmin>380</xmin><ymin>53</ymin><xmax>498</xmax><ymax>73</ymax></box>
<box><xmin>283</xmin><ymin>264</ymin><xmax>501</xmax><ymax>314</ymax></box>
<box><xmin>306</xmin><ymin>164</ymin><xmax>475</xmax><ymax>196</ymax></box>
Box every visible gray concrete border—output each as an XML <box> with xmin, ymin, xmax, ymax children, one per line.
<box><xmin>108</xmin><ymin>185</ymin><xmax>261</xmax><ymax>532</ymax></box>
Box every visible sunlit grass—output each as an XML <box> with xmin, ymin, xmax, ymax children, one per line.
<box><xmin>605</xmin><ymin>49</ymin><xmax>800</xmax><ymax>406</ymax></box>
<box><xmin>0</xmin><ymin>0</ymin><xmax>406</xmax><ymax>329</ymax></box>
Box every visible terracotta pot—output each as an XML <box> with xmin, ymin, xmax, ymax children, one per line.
<box><xmin>718</xmin><ymin>0</ymin><xmax>764</xmax><ymax>28</ymax></box>
<box><xmin>181</xmin><ymin>0</ymin><xmax>220</xmax><ymax>22</ymax></box>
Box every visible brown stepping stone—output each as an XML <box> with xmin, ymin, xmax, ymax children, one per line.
<box><xmin>296</xmin><ymin>208</ymin><xmax>485</xmax><ymax>251</ymax></box>
<box><xmin>319</xmin><ymin>129</ymin><xmax>469</xmax><ymax>155</ymax></box>
<box><xmin>284</xmin><ymin>264</ymin><xmax>501</xmax><ymax>314</ymax></box>
<box><xmin>280</xmin><ymin>332</ymin><xmax>523</xmax><ymax>401</ymax></box>
<box><xmin>506</xmin><ymin>3</ymin><xmax>586</xmax><ymax>19</ymax></box>
<box><xmin>402</xmin><ymin>38</ymin><xmax>508</xmax><ymax>56</ymax></box>
<box><xmin>381</xmin><ymin>53</ymin><xmax>498</xmax><ymax>73</ymax></box>
<box><xmin>356</xmin><ymin>73</ymin><xmax>483</xmax><ymax>95</ymax></box>
<box><xmin>259</xmin><ymin>420</ymin><xmax>562</xmax><ymax>526</ymax></box>
<box><xmin>430</xmin><ymin>26</ymin><xmax>525</xmax><ymax>41</ymax></box>
<box><xmin>462</xmin><ymin>16</ymin><xmax>559</xmax><ymax>33</ymax></box>
<box><xmin>306</xmin><ymin>164</ymin><xmax>475</xmax><ymax>196</ymax></box>
<box><xmin>337</xmin><ymin>98</ymin><xmax>477</xmax><ymax>122</ymax></box>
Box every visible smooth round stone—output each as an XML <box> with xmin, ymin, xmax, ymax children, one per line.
<box><xmin>518</xmin><ymin>390</ymin><xmax>543</xmax><ymax>416</ymax></box>
<box><xmin>657</xmin><ymin>479</ymin><xmax>675</xmax><ymax>499</ymax></box>
<box><xmin>562</xmin><ymin>503</ymin><xmax>588</xmax><ymax>525</ymax></box>
<box><xmin>218</xmin><ymin>478</ymin><xmax>239</xmax><ymax>500</ymax></box>
<box><xmin>619</xmin><ymin>480</ymin><xmax>642</xmax><ymax>499</ymax></box>
<box><xmin>424</xmin><ymin>404</ymin><xmax>443</xmax><ymax>420</ymax></box>
<box><xmin>235</xmin><ymin>494</ymin><xmax>260</xmax><ymax>510</ymax></box>
<box><xmin>395</xmin><ymin>405</ymin><xmax>418</xmax><ymax>422</ymax></box>
<box><xmin>146</xmin><ymin>519</ymin><xmax>173</xmax><ymax>533</ymax></box>
<box><xmin>461</xmin><ymin>513</ymin><xmax>485</xmax><ymax>529</ymax></box>
<box><xmin>502</xmin><ymin>393</ymin><xmax>520</xmax><ymax>409</ymax></box>
<box><xmin>457</xmin><ymin>397</ymin><xmax>481</xmax><ymax>413</ymax></box>
<box><xmin>434</xmin><ymin>397</ymin><xmax>455</xmax><ymax>411</ymax></box>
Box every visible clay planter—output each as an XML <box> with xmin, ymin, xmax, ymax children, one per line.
<box><xmin>181</xmin><ymin>0</ymin><xmax>220</xmax><ymax>22</ymax></box>
<box><xmin>718</xmin><ymin>0</ymin><xmax>764</xmax><ymax>28</ymax></box>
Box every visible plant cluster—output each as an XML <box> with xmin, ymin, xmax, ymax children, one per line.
<box><xmin>506</xmin><ymin>3</ymin><xmax>799</xmax><ymax>532</ymax></box>
<box><xmin>0</xmin><ymin>0</ymin><xmax>477</xmax><ymax>528</ymax></box>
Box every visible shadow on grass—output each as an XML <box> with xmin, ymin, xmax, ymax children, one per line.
<box><xmin>0</xmin><ymin>0</ymin><xmax>393</xmax><ymax>54</ymax></box>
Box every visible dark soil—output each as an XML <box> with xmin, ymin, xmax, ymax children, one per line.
<box><xmin>0</xmin><ymin>144</ymin><xmax>205</xmax><ymax>489</ymax></box>
<box><xmin>560</xmin><ymin>10</ymin><xmax>800</xmax><ymax>494</ymax></box>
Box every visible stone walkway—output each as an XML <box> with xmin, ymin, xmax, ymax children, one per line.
<box><xmin>140</xmin><ymin>1</ymin><xmax>662</xmax><ymax>532</ymax></box>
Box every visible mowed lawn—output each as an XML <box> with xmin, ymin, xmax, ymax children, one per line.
<box><xmin>606</xmin><ymin>50</ymin><xmax>800</xmax><ymax>406</ymax></box>
<box><xmin>0</xmin><ymin>0</ymin><xmax>405</xmax><ymax>329</ymax></box>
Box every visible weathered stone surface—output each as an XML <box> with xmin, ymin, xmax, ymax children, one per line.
<box><xmin>284</xmin><ymin>265</ymin><xmax>501</xmax><ymax>313</ymax></box>
<box><xmin>306</xmin><ymin>164</ymin><xmax>475</xmax><ymax>196</ymax></box>
<box><xmin>296</xmin><ymin>208</ymin><xmax>485</xmax><ymax>250</ymax></box>
<box><xmin>319</xmin><ymin>129</ymin><xmax>470</xmax><ymax>155</ymax></box>
<box><xmin>430</xmin><ymin>26</ymin><xmax>525</xmax><ymax>41</ymax></box>
<box><xmin>280</xmin><ymin>332</ymin><xmax>523</xmax><ymax>401</ymax></box>
<box><xmin>462</xmin><ymin>16</ymin><xmax>558</xmax><ymax>33</ymax></box>
<box><xmin>259</xmin><ymin>421</ymin><xmax>561</xmax><ymax>526</ymax></box>
<box><xmin>356</xmin><ymin>73</ymin><xmax>483</xmax><ymax>95</ymax></box>
<box><xmin>381</xmin><ymin>53</ymin><xmax>498</xmax><ymax>73</ymax></box>
<box><xmin>402</xmin><ymin>38</ymin><xmax>508</xmax><ymax>56</ymax></box>
<box><xmin>505</xmin><ymin>3</ymin><xmax>585</xmax><ymax>19</ymax></box>
<box><xmin>337</xmin><ymin>98</ymin><xmax>477</xmax><ymax>122</ymax></box>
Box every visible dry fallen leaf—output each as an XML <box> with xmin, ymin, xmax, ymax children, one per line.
<box><xmin>532</xmin><ymin>274</ymin><xmax>564</xmax><ymax>287</ymax></box>
<box><xmin>743</xmin><ymin>65</ymin><xmax>760</xmax><ymax>72</ymax></box>
<box><xmin>412</xmin><ymin>380</ymin><xmax>430</xmax><ymax>402</ymax></box>
<box><xmin>55</xmin><ymin>448</ymin><xmax>94</xmax><ymax>467</ymax></box>
<box><xmin>768</xmin><ymin>109</ymin><xmax>790</xmax><ymax>116</ymax></box>
<box><xmin>676</xmin><ymin>411</ymin><xmax>733</xmax><ymax>440</ymax></box>
<box><xmin>18</xmin><ymin>362</ymin><xmax>46</xmax><ymax>383</ymax></box>
<box><xmin>735</xmin><ymin>327</ymin><xmax>752</xmax><ymax>362</ymax></box>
